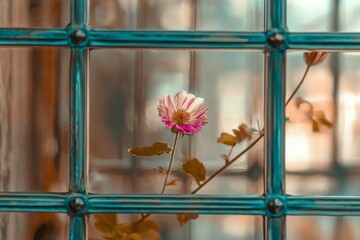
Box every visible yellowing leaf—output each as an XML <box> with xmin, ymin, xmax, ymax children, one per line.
<box><xmin>139</xmin><ymin>230</ymin><xmax>161</xmax><ymax>240</ymax></box>
<box><xmin>111</xmin><ymin>223</ymin><xmax>131</xmax><ymax>238</ymax></box>
<box><xmin>315</xmin><ymin>111</ymin><xmax>332</xmax><ymax>128</ymax></box>
<box><xmin>312</xmin><ymin>119</ymin><xmax>320</xmax><ymax>133</ymax></box>
<box><xmin>182</xmin><ymin>158</ymin><xmax>206</xmax><ymax>185</ymax></box>
<box><xmin>166</xmin><ymin>179</ymin><xmax>179</xmax><ymax>186</ymax></box>
<box><xmin>128</xmin><ymin>142</ymin><xmax>171</xmax><ymax>157</ymax></box>
<box><xmin>134</xmin><ymin>219</ymin><xmax>160</xmax><ymax>233</ymax></box>
<box><xmin>217</xmin><ymin>132</ymin><xmax>237</xmax><ymax>146</ymax></box>
<box><xmin>94</xmin><ymin>214</ymin><xmax>117</xmax><ymax>233</ymax></box>
<box><xmin>233</xmin><ymin>123</ymin><xmax>252</xmax><ymax>144</ymax></box>
<box><xmin>176</xmin><ymin>214</ymin><xmax>199</xmax><ymax>226</ymax></box>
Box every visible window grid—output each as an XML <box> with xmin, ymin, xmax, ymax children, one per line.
<box><xmin>0</xmin><ymin>0</ymin><xmax>360</xmax><ymax>239</ymax></box>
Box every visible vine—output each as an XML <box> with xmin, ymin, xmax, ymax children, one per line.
<box><xmin>94</xmin><ymin>51</ymin><xmax>332</xmax><ymax>240</ymax></box>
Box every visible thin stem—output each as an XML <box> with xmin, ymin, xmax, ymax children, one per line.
<box><xmin>133</xmin><ymin>132</ymin><xmax>180</xmax><ymax>227</ymax></box>
<box><xmin>192</xmin><ymin>132</ymin><xmax>264</xmax><ymax>194</ymax></box>
<box><xmin>192</xmin><ymin>65</ymin><xmax>311</xmax><ymax>194</ymax></box>
<box><xmin>161</xmin><ymin>132</ymin><xmax>179</xmax><ymax>194</ymax></box>
<box><xmin>225</xmin><ymin>146</ymin><xmax>234</xmax><ymax>163</ymax></box>
<box><xmin>132</xmin><ymin>64</ymin><xmax>311</xmax><ymax>225</ymax></box>
<box><xmin>285</xmin><ymin>65</ymin><xmax>311</xmax><ymax>106</ymax></box>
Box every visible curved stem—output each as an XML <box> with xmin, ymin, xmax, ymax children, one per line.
<box><xmin>192</xmin><ymin>64</ymin><xmax>312</xmax><ymax>194</ymax></box>
<box><xmin>132</xmin><ymin>64</ymin><xmax>311</xmax><ymax>225</ymax></box>
<box><xmin>161</xmin><ymin>132</ymin><xmax>179</xmax><ymax>194</ymax></box>
<box><xmin>133</xmin><ymin>132</ymin><xmax>180</xmax><ymax>227</ymax></box>
<box><xmin>192</xmin><ymin>132</ymin><xmax>264</xmax><ymax>194</ymax></box>
<box><xmin>286</xmin><ymin>65</ymin><xmax>311</xmax><ymax>106</ymax></box>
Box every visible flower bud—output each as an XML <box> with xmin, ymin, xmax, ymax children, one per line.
<box><xmin>303</xmin><ymin>51</ymin><xmax>329</xmax><ymax>66</ymax></box>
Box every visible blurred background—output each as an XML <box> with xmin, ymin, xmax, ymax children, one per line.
<box><xmin>1</xmin><ymin>0</ymin><xmax>360</xmax><ymax>239</ymax></box>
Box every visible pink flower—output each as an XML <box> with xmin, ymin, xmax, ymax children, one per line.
<box><xmin>157</xmin><ymin>90</ymin><xmax>209</xmax><ymax>135</ymax></box>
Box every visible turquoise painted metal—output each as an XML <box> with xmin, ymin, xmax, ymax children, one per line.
<box><xmin>0</xmin><ymin>0</ymin><xmax>359</xmax><ymax>239</ymax></box>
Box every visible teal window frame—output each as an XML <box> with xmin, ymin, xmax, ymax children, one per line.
<box><xmin>0</xmin><ymin>0</ymin><xmax>359</xmax><ymax>239</ymax></box>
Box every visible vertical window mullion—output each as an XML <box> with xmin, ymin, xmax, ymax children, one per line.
<box><xmin>264</xmin><ymin>0</ymin><xmax>287</xmax><ymax>239</ymax></box>
<box><xmin>69</xmin><ymin>0</ymin><xmax>89</xmax><ymax>239</ymax></box>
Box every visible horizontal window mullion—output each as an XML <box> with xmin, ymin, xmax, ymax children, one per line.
<box><xmin>287</xmin><ymin>32</ymin><xmax>360</xmax><ymax>49</ymax></box>
<box><xmin>0</xmin><ymin>28</ymin><xmax>69</xmax><ymax>46</ymax></box>
<box><xmin>88</xmin><ymin>30</ymin><xmax>267</xmax><ymax>49</ymax></box>
<box><xmin>88</xmin><ymin>195</ymin><xmax>266</xmax><ymax>215</ymax></box>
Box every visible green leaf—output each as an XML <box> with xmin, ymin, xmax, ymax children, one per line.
<box><xmin>315</xmin><ymin>111</ymin><xmax>332</xmax><ymax>128</ymax></box>
<box><xmin>176</xmin><ymin>214</ymin><xmax>199</xmax><ymax>226</ymax></box>
<box><xmin>128</xmin><ymin>142</ymin><xmax>172</xmax><ymax>157</ymax></box>
<box><xmin>217</xmin><ymin>132</ymin><xmax>237</xmax><ymax>147</ymax></box>
<box><xmin>94</xmin><ymin>214</ymin><xmax>117</xmax><ymax>233</ymax></box>
<box><xmin>182</xmin><ymin>158</ymin><xmax>206</xmax><ymax>185</ymax></box>
<box><xmin>233</xmin><ymin>123</ymin><xmax>252</xmax><ymax>144</ymax></box>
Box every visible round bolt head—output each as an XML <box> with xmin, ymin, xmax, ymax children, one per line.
<box><xmin>267</xmin><ymin>197</ymin><xmax>284</xmax><ymax>215</ymax></box>
<box><xmin>267</xmin><ymin>33</ymin><xmax>285</xmax><ymax>48</ymax></box>
<box><xmin>69</xmin><ymin>197</ymin><xmax>85</xmax><ymax>213</ymax></box>
<box><xmin>70</xmin><ymin>29</ymin><xmax>87</xmax><ymax>44</ymax></box>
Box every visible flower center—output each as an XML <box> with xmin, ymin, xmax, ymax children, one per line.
<box><xmin>172</xmin><ymin>109</ymin><xmax>190</xmax><ymax>125</ymax></box>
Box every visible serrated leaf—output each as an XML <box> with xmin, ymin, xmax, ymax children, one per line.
<box><xmin>166</xmin><ymin>179</ymin><xmax>179</xmax><ymax>186</ymax></box>
<box><xmin>128</xmin><ymin>142</ymin><xmax>171</xmax><ymax>157</ymax></box>
<box><xmin>312</xmin><ymin>119</ymin><xmax>320</xmax><ymax>132</ymax></box>
<box><xmin>182</xmin><ymin>158</ymin><xmax>206</xmax><ymax>185</ymax></box>
<box><xmin>94</xmin><ymin>214</ymin><xmax>117</xmax><ymax>233</ymax></box>
<box><xmin>134</xmin><ymin>219</ymin><xmax>160</xmax><ymax>233</ymax></box>
<box><xmin>316</xmin><ymin>111</ymin><xmax>332</xmax><ymax>128</ymax></box>
<box><xmin>233</xmin><ymin>123</ymin><xmax>252</xmax><ymax>144</ymax></box>
<box><xmin>176</xmin><ymin>214</ymin><xmax>199</xmax><ymax>226</ymax></box>
<box><xmin>217</xmin><ymin>132</ymin><xmax>236</xmax><ymax>147</ymax></box>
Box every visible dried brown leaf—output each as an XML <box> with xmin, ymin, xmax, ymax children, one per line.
<box><xmin>182</xmin><ymin>158</ymin><xmax>206</xmax><ymax>184</ymax></box>
<box><xmin>217</xmin><ymin>132</ymin><xmax>237</xmax><ymax>147</ymax></box>
<box><xmin>94</xmin><ymin>214</ymin><xmax>117</xmax><ymax>233</ymax></box>
<box><xmin>128</xmin><ymin>142</ymin><xmax>171</xmax><ymax>157</ymax></box>
<box><xmin>315</xmin><ymin>111</ymin><xmax>332</xmax><ymax>128</ymax></box>
<box><xmin>304</xmin><ymin>51</ymin><xmax>329</xmax><ymax>66</ymax></box>
<box><xmin>233</xmin><ymin>123</ymin><xmax>252</xmax><ymax>144</ymax></box>
<box><xmin>176</xmin><ymin>214</ymin><xmax>199</xmax><ymax>226</ymax></box>
<box><xmin>166</xmin><ymin>179</ymin><xmax>179</xmax><ymax>186</ymax></box>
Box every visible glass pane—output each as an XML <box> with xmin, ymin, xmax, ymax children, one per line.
<box><xmin>0</xmin><ymin>0</ymin><xmax>70</xmax><ymax>28</ymax></box>
<box><xmin>288</xmin><ymin>216</ymin><xmax>360</xmax><ymax>240</ymax></box>
<box><xmin>89</xmin><ymin>49</ymin><xmax>264</xmax><ymax>194</ymax></box>
<box><xmin>287</xmin><ymin>0</ymin><xmax>360</xmax><ymax>32</ymax></box>
<box><xmin>0</xmin><ymin>213</ymin><xmax>68</xmax><ymax>240</ymax></box>
<box><xmin>286</xmin><ymin>52</ymin><xmax>360</xmax><ymax>195</ymax></box>
<box><xmin>89</xmin><ymin>214</ymin><xmax>262</xmax><ymax>240</ymax></box>
<box><xmin>0</xmin><ymin>47</ymin><xmax>69</xmax><ymax>192</ymax></box>
<box><xmin>90</xmin><ymin>0</ymin><xmax>264</xmax><ymax>31</ymax></box>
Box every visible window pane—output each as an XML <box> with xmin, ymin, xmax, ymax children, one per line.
<box><xmin>286</xmin><ymin>52</ymin><xmax>360</xmax><ymax>195</ymax></box>
<box><xmin>0</xmin><ymin>213</ymin><xmax>68</xmax><ymax>240</ymax></box>
<box><xmin>288</xmin><ymin>216</ymin><xmax>360</xmax><ymax>240</ymax></box>
<box><xmin>287</xmin><ymin>0</ymin><xmax>360</xmax><ymax>32</ymax></box>
<box><xmin>0</xmin><ymin>47</ymin><xmax>69</xmax><ymax>192</ymax></box>
<box><xmin>89</xmin><ymin>49</ymin><xmax>264</xmax><ymax>194</ymax></box>
<box><xmin>90</xmin><ymin>0</ymin><xmax>264</xmax><ymax>31</ymax></box>
<box><xmin>89</xmin><ymin>214</ymin><xmax>262</xmax><ymax>240</ymax></box>
<box><xmin>0</xmin><ymin>0</ymin><xmax>70</xmax><ymax>28</ymax></box>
